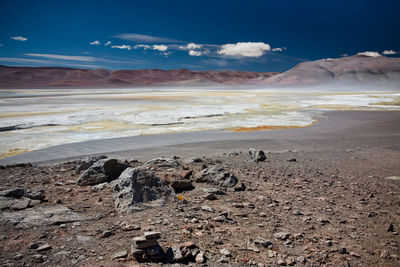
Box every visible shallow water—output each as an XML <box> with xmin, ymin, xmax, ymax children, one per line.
<box><xmin>0</xmin><ymin>87</ymin><xmax>399</xmax><ymax>158</ymax></box>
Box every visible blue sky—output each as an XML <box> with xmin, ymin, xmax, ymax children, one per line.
<box><xmin>0</xmin><ymin>0</ymin><xmax>399</xmax><ymax>71</ymax></box>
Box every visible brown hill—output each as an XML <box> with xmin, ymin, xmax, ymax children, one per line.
<box><xmin>0</xmin><ymin>66</ymin><xmax>278</xmax><ymax>88</ymax></box>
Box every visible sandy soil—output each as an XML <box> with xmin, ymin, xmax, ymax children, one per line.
<box><xmin>0</xmin><ymin>111</ymin><xmax>399</xmax><ymax>266</ymax></box>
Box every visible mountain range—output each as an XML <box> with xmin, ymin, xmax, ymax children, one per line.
<box><xmin>0</xmin><ymin>55</ymin><xmax>399</xmax><ymax>88</ymax></box>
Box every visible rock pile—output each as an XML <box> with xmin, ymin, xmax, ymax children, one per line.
<box><xmin>130</xmin><ymin>231</ymin><xmax>205</xmax><ymax>264</ymax></box>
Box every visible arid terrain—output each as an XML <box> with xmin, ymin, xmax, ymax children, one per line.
<box><xmin>1</xmin><ymin>55</ymin><xmax>399</xmax><ymax>88</ymax></box>
<box><xmin>0</xmin><ymin>65</ymin><xmax>278</xmax><ymax>88</ymax></box>
<box><xmin>0</xmin><ymin>111</ymin><xmax>399</xmax><ymax>266</ymax></box>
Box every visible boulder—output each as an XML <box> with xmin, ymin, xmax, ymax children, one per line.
<box><xmin>170</xmin><ymin>180</ymin><xmax>194</xmax><ymax>193</ymax></box>
<box><xmin>0</xmin><ymin>206</ymin><xmax>89</xmax><ymax>229</ymax></box>
<box><xmin>77</xmin><ymin>158</ymin><xmax>129</xmax><ymax>186</ymax></box>
<box><xmin>194</xmin><ymin>166</ymin><xmax>238</xmax><ymax>187</ymax></box>
<box><xmin>75</xmin><ymin>155</ymin><xmax>107</xmax><ymax>174</ymax></box>
<box><xmin>0</xmin><ymin>196</ymin><xmax>31</xmax><ymax>210</ymax></box>
<box><xmin>249</xmin><ymin>148</ymin><xmax>266</xmax><ymax>162</ymax></box>
<box><xmin>162</xmin><ymin>171</ymin><xmax>194</xmax><ymax>193</ymax></box>
<box><xmin>0</xmin><ymin>188</ymin><xmax>26</xmax><ymax>199</ymax></box>
<box><xmin>26</xmin><ymin>189</ymin><xmax>45</xmax><ymax>201</ymax></box>
<box><xmin>145</xmin><ymin>157</ymin><xmax>180</xmax><ymax>168</ymax></box>
<box><xmin>112</xmin><ymin>168</ymin><xmax>175</xmax><ymax>213</ymax></box>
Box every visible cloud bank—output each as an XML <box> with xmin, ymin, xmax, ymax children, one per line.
<box><xmin>10</xmin><ymin>36</ymin><xmax>28</xmax><ymax>41</ymax></box>
<box><xmin>111</xmin><ymin>44</ymin><xmax>132</xmax><ymax>50</ymax></box>
<box><xmin>217</xmin><ymin>42</ymin><xmax>271</xmax><ymax>57</ymax></box>
<box><xmin>152</xmin><ymin>44</ymin><xmax>168</xmax><ymax>52</ymax></box>
<box><xmin>115</xmin><ymin>33</ymin><xmax>180</xmax><ymax>43</ymax></box>
<box><xmin>382</xmin><ymin>50</ymin><xmax>397</xmax><ymax>55</ymax></box>
<box><xmin>189</xmin><ymin>50</ymin><xmax>203</xmax><ymax>56</ymax></box>
<box><xmin>25</xmin><ymin>53</ymin><xmax>96</xmax><ymax>61</ymax></box>
<box><xmin>90</xmin><ymin>40</ymin><xmax>101</xmax><ymax>45</ymax></box>
<box><xmin>357</xmin><ymin>51</ymin><xmax>381</xmax><ymax>57</ymax></box>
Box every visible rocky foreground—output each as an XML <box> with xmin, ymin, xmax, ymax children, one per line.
<box><xmin>0</xmin><ymin>146</ymin><xmax>399</xmax><ymax>266</ymax></box>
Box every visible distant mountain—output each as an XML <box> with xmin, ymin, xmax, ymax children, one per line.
<box><xmin>260</xmin><ymin>55</ymin><xmax>400</xmax><ymax>87</ymax></box>
<box><xmin>0</xmin><ymin>65</ymin><xmax>278</xmax><ymax>88</ymax></box>
<box><xmin>1</xmin><ymin>55</ymin><xmax>399</xmax><ymax>88</ymax></box>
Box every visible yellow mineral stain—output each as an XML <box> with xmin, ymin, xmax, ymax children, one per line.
<box><xmin>230</xmin><ymin>120</ymin><xmax>318</xmax><ymax>132</ymax></box>
<box><xmin>373</xmin><ymin>99</ymin><xmax>400</xmax><ymax>106</ymax></box>
<box><xmin>0</xmin><ymin>148</ymin><xmax>30</xmax><ymax>159</ymax></box>
<box><xmin>68</xmin><ymin>121</ymin><xmax>134</xmax><ymax>132</ymax></box>
<box><xmin>107</xmin><ymin>95</ymin><xmax>188</xmax><ymax>101</ymax></box>
<box><xmin>310</xmin><ymin>105</ymin><xmax>357</xmax><ymax>110</ymax></box>
<box><xmin>0</xmin><ymin>110</ymin><xmax>77</xmax><ymax>118</ymax></box>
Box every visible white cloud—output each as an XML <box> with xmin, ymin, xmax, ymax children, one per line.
<box><xmin>25</xmin><ymin>53</ymin><xmax>96</xmax><ymax>61</ymax></box>
<box><xmin>104</xmin><ymin>41</ymin><xmax>111</xmax><ymax>46</ymax></box>
<box><xmin>111</xmin><ymin>45</ymin><xmax>132</xmax><ymax>50</ymax></box>
<box><xmin>272</xmin><ymin>47</ymin><xmax>283</xmax><ymax>52</ymax></box>
<box><xmin>357</xmin><ymin>51</ymin><xmax>381</xmax><ymax>57</ymax></box>
<box><xmin>180</xmin><ymin>43</ymin><xmax>202</xmax><ymax>50</ymax></box>
<box><xmin>217</xmin><ymin>42</ymin><xmax>271</xmax><ymax>57</ymax></box>
<box><xmin>189</xmin><ymin>50</ymin><xmax>203</xmax><ymax>56</ymax></box>
<box><xmin>114</xmin><ymin>33</ymin><xmax>180</xmax><ymax>43</ymax></box>
<box><xmin>152</xmin><ymin>44</ymin><xmax>168</xmax><ymax>52</ymax></box>
<box><xmin>188</xmin><ymin>43</ymin><xmax>201</xmax><ymax>49</ymax></box>
<box><xmin>382</xmin><ymin>50</ymin><xmax>397</xmax><ymax>55</ymax></box>
<box><xmin>0</xmin><ymin>57</ymin><xmax>50</xmax><ymax>64</ymax></box>
<box><xmin>90</xmin><ymin>40</ymin><xmax>101</xmax><ymax>45</ymax></box>
<box><xmin>134</xmin><ymin>44</ymin><xmax>151</xmax><ymax>49</ymax></box>
<box><xmin>10</xmin><ymin>36</ymin><xmax>28</xmax><ymax>41</ymax></box>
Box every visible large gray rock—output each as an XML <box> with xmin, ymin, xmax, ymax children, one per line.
<box><xmin>112</xmin><ymin>168</ymin><xmax>175</xmax><ymax>213</ymax></box>
<box><xmin>77</xmin><ymin>158</ymin><xmax>129</xmax><ymax>186</ymax></box>
<box><xmin>75</xmin><ymin>155</ymin><xmax>107</xmax><ymax>174</ymax></box>
<box><xmin>194</xmin><ymin>166</ymin><xmax>238</xmax><ymax>187</ymax></box>
<box><xmin>0</xmin><ymin>206</ymin><xmax>88</xmax><ymax>229</ymax></box>
<box><xmin>0</xmin><ymin>196</ymin><xmax>31</xmax><ymax>210</ymax></box>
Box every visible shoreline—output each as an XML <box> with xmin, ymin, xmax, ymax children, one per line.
<box><xmin>1</xmin><ymin>110</ymin><xmax>399</xmax><ymax>166</ymax></box>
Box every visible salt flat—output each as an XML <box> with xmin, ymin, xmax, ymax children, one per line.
<box><xmin>0</xmin><ymin>86</ymin><xmax>399</xmax><ymax>159</ymax></box>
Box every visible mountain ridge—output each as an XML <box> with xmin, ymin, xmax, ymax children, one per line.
<box><xmin>1</xmin><ymin>55</ymin><xmax>400</xmax><ymax>88</ymax></box>
<box><xmin>0</xmin><ymin>65</ymin><xmax>278</xmax><ymax>88</ymax></box>
<box><xmin>259</xmin><ymin>55</ymin><xmax>400</xmax><ymax>87</ymax></box>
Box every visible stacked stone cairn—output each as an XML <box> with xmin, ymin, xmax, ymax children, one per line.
<box><xmin>131</xmin><ymin>231</ymin><xmax>205</xmax><ymax>263</ymax></box>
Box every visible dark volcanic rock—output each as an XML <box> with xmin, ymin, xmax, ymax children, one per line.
<box><xmin>249</xmin><ymin>148</ymin><xmax>267</xmax><ymax>162</ymax></box>
<box><xmin>170</xmin><ymin>180</ymin><xmax>194</xmax><ymax>193</ymax></box>
<box><xmin>75</xmin><ymin>155</ymin><xmax>107</xmax><ymax>174</ymax></box>
<box><xmin>77</xmin><ymin>158</ymin><xmax>129</xmax><ymax>186</ymax></box>
<box><xmin>145</xmin><ymin>157</ymin><xmax>180</xmax><ymax>169</ymax></box>
<box><xmin>194</xmin><ymin>166</ymin><xmax>238</xmax><ymax>187</ymax></box>
<box><xmin>112</xmin><ymin>168</ymin><xmax>175</xmax><ymax>213</ymax></box>
<box><xmin>0</xmin><ymin>188</ymin><xmax>26</xmax><ymax>199</ymax></box>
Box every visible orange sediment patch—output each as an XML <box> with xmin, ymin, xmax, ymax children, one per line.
<box><xmin>230</xmin><ymin>121</ymin><xmax>318</xmax><ymax>132</ymax></box>
<box><xmin>0</xmin><ymin>148</ymin><xmax>30</xmax><ymax>159</ymax></box>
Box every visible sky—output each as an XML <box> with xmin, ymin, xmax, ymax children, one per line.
<box><xmin>0</xmin><ymin>0</ymin><xmax>399</xmax><ymax>72</ymax></box>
